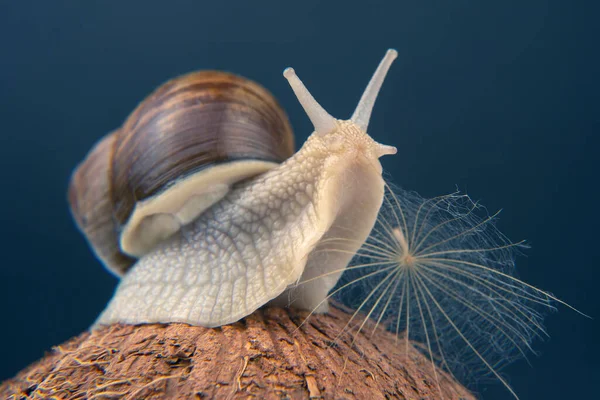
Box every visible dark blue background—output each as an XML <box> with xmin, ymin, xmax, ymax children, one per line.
<box><xmin>1</xmin><ymin>1</ymin><xmax>598</xmax><ymax>398</ymax></box>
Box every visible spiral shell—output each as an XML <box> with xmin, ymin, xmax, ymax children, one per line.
<box><xmin>69</xmin><ymin>71</ymin><xmax>294</xmax><ymax>276</ymax></box>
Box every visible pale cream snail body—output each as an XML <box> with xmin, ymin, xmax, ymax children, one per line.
<box><xmin>69</xmin><ymin>50</ymin><xmax>398</xmax><ymax>328</ymax></box>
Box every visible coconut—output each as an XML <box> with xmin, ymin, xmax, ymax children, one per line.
<box><xmin>0</xmin><ymin>305</ymin><xmax>473</xmax><ymax>399</ymax></box>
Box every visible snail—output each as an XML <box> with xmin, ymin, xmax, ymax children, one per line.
<box><xmin>69</xmin><ymin>49</ymin><xmax>399</xmax><ymax>328</ymax></box>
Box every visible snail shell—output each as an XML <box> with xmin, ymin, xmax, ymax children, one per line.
<box><xmin>68</xmin><ymin>71</ymin><xmax>294</xmax><ymax>276</ymax></box>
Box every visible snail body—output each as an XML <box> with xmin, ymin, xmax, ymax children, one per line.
<box><xmin>71</xmin><ymin>50</ymin><xmax>399</xmax><ymax>328</ymax></box>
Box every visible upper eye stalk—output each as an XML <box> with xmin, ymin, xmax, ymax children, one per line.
<box><xmin>283</xmin><ymin>49</ymin><xmax>398</xmax><ymax>136</ymax></box>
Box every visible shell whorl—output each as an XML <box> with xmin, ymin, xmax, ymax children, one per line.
<box><xmin>68</xmin><ymin>132</ymin><xmax>136</xmax><ymax>276</ymax></box>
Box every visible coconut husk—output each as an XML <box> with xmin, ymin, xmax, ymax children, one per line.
<box><xmin>0</xmin><ymin>304</ymin><xmax>474</xmax><ymax>399</ymax></box>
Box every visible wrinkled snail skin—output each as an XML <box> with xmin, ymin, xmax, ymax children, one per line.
<box><xmin>95</xmin><ymin>120</ymin><xmax>391</xmax><ymax>327</ymax></box>
<box><xmin>92</xmin><ymin>49</ymin><xmax>398</xmax><ymax>328</ymax></box>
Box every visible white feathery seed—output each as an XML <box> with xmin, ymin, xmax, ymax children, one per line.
<box><xmin>292</xmin><ymin>181</ymin><xmax>586</xmax><ymax>399</ymax></box>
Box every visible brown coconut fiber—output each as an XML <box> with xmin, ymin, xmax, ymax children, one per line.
<box><xmin>0</xmin><ymin>304</ymin><xmax>474</xmax><ymax>399</ymax></box>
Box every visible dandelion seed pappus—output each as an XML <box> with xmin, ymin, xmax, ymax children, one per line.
<box><xmin>290</xmin><ymin>181</ymin><xmax>588</xmax><ymax>399</ymax></box>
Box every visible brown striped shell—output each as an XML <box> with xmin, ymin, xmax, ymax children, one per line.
<box><xmin>69</xmin><ymin>71</ymin><xmax>294</xmax><ymax>276</ymax></box>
